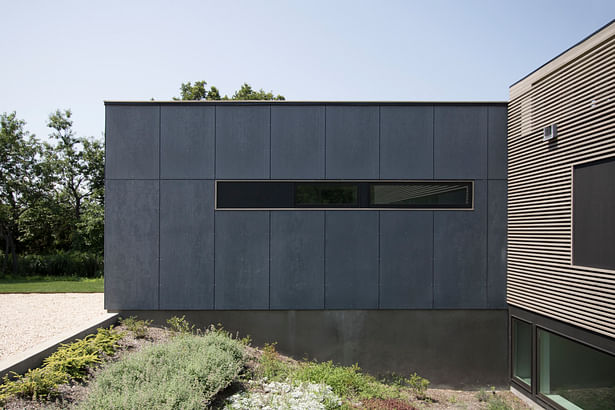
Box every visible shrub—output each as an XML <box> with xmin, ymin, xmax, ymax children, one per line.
<box><xmin>120</xmin><ymin>316</ymin><xmax>152</xmax><ymax>339</ymax></box>
<box><xmin>258</xmin><ymin>342</ymin><xmax>293</xmax><ymax>380</ymax></box>
<box><xmin>0</xmin><ymin>327</ymin><xmax>123</xmax><ymax>403</ymax></box>
<box><xmin>9</xmin><ymin>251</ymin><xmax>103</xmax><ymax>278</ymax></box>
<box><xmin>294</xmin><ymin>361</ymin><xmax>396</xmax><ymax>400</ymax></box>
<box><xmin>406</xmin><ymin>372</ymin><xmax>430</xmax><ymax>399</ymax></box>
<box><xmin>80</xmin><ymin>329</ymin><xmax>247</xmax><ymax>409</ymax></box>
<box><xmin>166</xmin><ymin>315</ymin><xmax>197</xmax><ymax>334</ymax></box>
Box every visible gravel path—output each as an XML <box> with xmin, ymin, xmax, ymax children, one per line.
<box><xmin>0</xmin><ymin>293</ymin><xmax>107</xmax><ymax>361</ymax></box>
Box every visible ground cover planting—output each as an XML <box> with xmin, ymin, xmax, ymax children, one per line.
<box><xmin>0</xmin><ymin>275</ymin><xmax>103</xmax><ymax>293</ymax></box>
<box><xmin>0</xmin><ymin>317</ymin><xmax>529</xmax><ymax>409</ymax></box>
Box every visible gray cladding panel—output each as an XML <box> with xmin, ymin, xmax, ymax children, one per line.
<box><xmin>104</xmin><ymin>180</ymin><xmax>158</xmax><ymax>309</ymax></box>
<box><xmin>160</xmin><ymin>180</ymin><xmax>214</xmax><ymax>309</ymax></box>
<box><xmin>105</xmin><ymin>105</ymin><xmax>159</xmax><ymax>179</ymax></box>
<box><xmin>487</xmin><ymin>180</ymin><xmax>507</xmax><ymax>308</ymax></box>
<box><xmin>325</xmin><ymin>212</ymin><xmax>378</xmax><ymax>308</ymax></box>
<box><xmin>325</xmin><ymin>106</ymin><xmax>379</xmax><ymax>179</ymax></box>
<box><xmin>380</xmin><ymin>106</ymin><xmax>434</xmax><ymax>179</ymax></box>
<box><xmin>434</xmin><ymin>106</ymin><xmax>488</xmax><ymax>179</ymax></box>
<box><xmin>379</xmin><ymin>211</ymin><xmax>433</xmax><ymax>308</ymax></box>
<box><xmin>271</xmin><ymin>106</ymin><xmax>325</xmax><ymax>179</ymax></box>
<box><xmin>215</xmin><ymin>212</ymin><xmax>269</xmax><ymax>309</ymax></box>
<box><xmin>270</xmin><ymin>211</ymin><xmax>325</xmax><ymax>309</ymax></box>
<box><xmin>433</xmin><ymin>180</ymin><xmax>487</xmax><ymax>308</ymax></box>
<box><xmin>160</xmin><ymin>106</ymin><xmax>215</xmax><ymax>179</ymax></box>
<box><xmin>215</xmin><ymin>106</ymin><xmax>270</xmax><ymax>179</ymax></box>
<box><xmin>488</xmin><ymin>106</ymin><xmax>507</xmax><ymax>180</ymax></box>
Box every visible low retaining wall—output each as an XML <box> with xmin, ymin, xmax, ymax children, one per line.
<box><xmin>117</xmin><ymin>309</ymin><xmax>508</xmax><ymax>388</ymax></box>
<box><xmin>0</xmin><ymin>313</ymin><xmax>119</xmax><ymax>379</ymax></box>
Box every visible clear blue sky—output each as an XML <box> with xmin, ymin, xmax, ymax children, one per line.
<box><xmin>1</xmin><ymin>0</ymin><xmax>614</xmax><ymax>141</ymax></box>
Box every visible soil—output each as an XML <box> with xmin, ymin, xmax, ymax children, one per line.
<box><xmin>2</xmin><ymin>324</ymin><xmax>530</xmax><ymax>410</ymax></box>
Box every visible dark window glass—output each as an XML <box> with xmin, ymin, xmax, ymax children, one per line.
<box><xmin>216</xmin><ymin>181</ymin><xmax>473</xmax><ymax>209</ymax></box>
<box><xmin>370</xmin><ymin>182</ymin><xmax>472</xmax><ymax>208</ymax></box>
<box><xmin>216</xmin><ymin>182</ymin><xmax>293</xmax><ymax>208</ymax></box>
<box><xmin>512</xmin><ymin>318</ymin><xmax>532</xmax><ymax>387</ymax></box>
<box><xmin>295</xmin><ymin>183</ymin><xmax>358</xmax><ymax>207</ymax></box>
<box><xmin>538</xmin><ymin>328</ymin><xmax>615</xmax><ymax>410</ymax></box>
<box><xmin>573</xmin><ymin>156</ymin><xmax>615</xmax><ymax>271</ymax></box>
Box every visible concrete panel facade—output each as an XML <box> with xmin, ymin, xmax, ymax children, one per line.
<box><xmin>105</xmin><ymin>105</ymin><xmax>159</xmax><ymax>179</ymax></box>
<box><xmin>271</xmin><ymin>106</ymin><xmax>325</xmax><ymax>179</ymax></box>
<box><xmin>270</xmin><ymin>211</ymin><xmax>325</xmax><ymax>309</ymax></box>
<box><xmin>160</xmin><ymin>106</ymin><xmax>215</xmax><ymax>179</ymax></box>
<box><xmin>160</xmin><ymin>180</ymin><xmax>214</xmax><ymax>309</ymax></box>
<box><xmin>325</xmin><ymin>106</ymin><xmax>379</xmax><ymax>179</ymax></box>
<box><xmin>215</xmin><ymin>105</ymin><xmax>270</xmax><ymax>179</ymax></box>
<box><xmin>488</xmin><ymin>180</ymin><xmax>507</xmax><ymax>308</ymax></box>
<box><xmin>105</xmin><ymin>101</ymin><xmax>506</xmax><ymax>312</ymax></box>
<box><xmin>104</xmin><ymin>179</ymin><xmax>159</xmax><ymax>309</ymax></box>
<box><xmin>380</xmin><ymin>106</ymin><xmax>434</xmax><ymax>179</ymax></box>
<box><xmin>433</xmin><ymin>180</ymin><xmax>487</xmax><ymax>308</ymax></box>
<box><xmin>434</xmin><ymin>106</ymin><xmax>488</xmax><ymax>179</ymax></box>
<box><xmin>379</xmin><ymin>211</ymin><xmax>434</xmax><ymax>308</ymax></box>
<box><xmin>325</xmin><ymin>211</ymin><xmax>379</xmax><ymax>309</ymax></box>
<box><xmin>488</xmin><ymin>105</ymin><xmax>507</xmax><ymax>180</ymax></box>
<box><xmin>215</xmin><ymin>211</ymin><xmax>270</xmax><ymax>309</ymax></box>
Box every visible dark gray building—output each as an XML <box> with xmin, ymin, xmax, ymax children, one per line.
<box><xmin>104</xmin><ymin>101</ymin><xmax>508</xmax><ymax>387</ymax></box>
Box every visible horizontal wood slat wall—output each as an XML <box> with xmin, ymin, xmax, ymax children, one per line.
<box><xmin>508</xmin><ymin>22</ymin><xmax>615</xmax><ymax>338</ymax></box>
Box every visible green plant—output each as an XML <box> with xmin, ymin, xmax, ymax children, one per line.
<box><xmin>258</xmin><ymin>342</ymin><xmax>293</xmax><ymax>380</ymax></box>
<box><xmin>406</xmin><ymin>372</ymin><xmax>430</xmax><ymax>400</ymax></box>
<box><xmin>9</xmin><ymin>251</ymin><xmax>103</xmax><ymax>278</ymax></box>
<box><xmin>80</xmin><ymin>330</ymin><xmax>247</xmax><ymax>409</ymax></box>
<box><xmin>0</xmin><ymin>327</ymin><xmax>123</xmax><ymax>403</ymax></box>
<box><xmin>166</xmin><ymin>315</ymin><xmax>197</xmax><ymax>334</ymax></box>
<box><xmin>487</xmin><ymin>394</ymin><xmax>512</xmax><ymax>410</ymax></box>
<box><xmin>294</xmin><ymin>361</ymin><xmax>397</xmax><ymax>400</ymax></box>
<box><xmin>120</xmin><ymin>316</ymin><xmax>152</xmax><ymax>338</ymax></box>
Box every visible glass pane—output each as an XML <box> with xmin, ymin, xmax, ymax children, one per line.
<box><xmin>512</xmin><ymin>318</ymin><xmax>532</xmax><ymax>387</ymax></box>
<box><xmin>295</xmin><ymin>183</ymin><xmax>358</xmax><ymax>207</ymax></box>
<box><xmin>538</xmin><ymin>329</ymin><xmax>615</xmax><ymax>410</ymax></box>
<box><xmin>370</xmin><ymin>183</ymin><xmax>471</xmax><ymax>208</ymax></box>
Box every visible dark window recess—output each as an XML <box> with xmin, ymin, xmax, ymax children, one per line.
<box><xmin>216</xmin><ymin>181</ymin><xmax>472</xmax><ymax>209</ymax></box>
<box><xmin>573</xmin><ymin>156</ymin><xmax>615</xmax><ymax>270</ymax></box>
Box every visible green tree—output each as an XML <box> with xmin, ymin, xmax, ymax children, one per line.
<box><xmin>44</xmin><ymin>109</ymin><xmax>104</xmax><ymax>252</ymax></box>
<box><xmin>175</xmin><ymin>81</ymin><xmax>284</xmax><ymax>101</ymax></box>
<box><xmin>0</xmin><ymin>112</ymin><xmax>47</xmax><ymax>272</ymax></box>
<box><xmin>232</xmin><ymin>83</ymin><xmax>285</xmax><ymax>100</ymax></box>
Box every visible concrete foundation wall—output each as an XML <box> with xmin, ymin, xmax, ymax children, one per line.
<box><xmin>118</xmin><ymin>309</ymin><xmax>509</xmax><ymax>388</ymax></box>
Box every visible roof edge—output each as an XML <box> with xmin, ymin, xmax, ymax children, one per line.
<box><xmin>510</xmin><ymin>19</ymin><xmax>615</xmax><ymax>88</ymax></box>
<box><xmin>104</xmin><ymin>100</ymin><xmax>508</xmax><ymax>106</ymax></box>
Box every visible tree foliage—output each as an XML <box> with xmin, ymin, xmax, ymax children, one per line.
<box><xmin>175</xmin><ymin>81</ymin><xmax>284</xmax><ymax>101</ymax></box>
<box><xmin>0</xmin><ymin>111</ymin><xmax>104</xmax><ymax>274</ymax></box>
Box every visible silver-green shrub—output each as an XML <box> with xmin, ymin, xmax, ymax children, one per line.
<box><xmin>80</xmin><ymin>330</ymin><xmax>246</xmax><ymax>409</ymax></box>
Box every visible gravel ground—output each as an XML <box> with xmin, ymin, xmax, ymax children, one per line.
<box><xmin>0</xmin><ymin>293</ymin><xmax>107</xmax><ymax>361</ymax></box>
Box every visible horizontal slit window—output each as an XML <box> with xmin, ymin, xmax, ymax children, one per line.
<box><xmin>216</xmin><ymin>181</ymin><xmax>473</xmax><ymax>209</ymax></box>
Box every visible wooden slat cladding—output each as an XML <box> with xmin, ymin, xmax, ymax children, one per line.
<box><xmin>508</xmin><ymin>22</ymin><xmax>615</xmax><ymax>339</ymax></box>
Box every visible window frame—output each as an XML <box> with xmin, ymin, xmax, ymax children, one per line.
<box><xmin>214</xmin><ymin>180</ymin><xmax>475</xmax><ymax>211</ymax></box>
<box><xmin>570</xmin><ymin>155</ymin><xmax>615</xmax><ymax>274</ymax></box>
<box><xmin>535</xmin><ymin>325</ymin><xmax>615</xmax><ymax>410</ymax></box>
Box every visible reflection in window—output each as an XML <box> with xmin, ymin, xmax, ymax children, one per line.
<box><xmin>370</xmin><ymin>182</ymin><xmax>472</xmax><ymax>208</ymax></box>
<box><xmin>512</xmin><ymin>318</ymin><xmax>532</xmax><ymax>387</ymax></box>
<box><xmin>295</xmin><ymin>183</ymin><xmax>357</xmax><ymax>207</ymax></box>
<box><xmin>539</xmin><ymin>329</ymin><xmax>615</xmax><ymax>410</ymax></box>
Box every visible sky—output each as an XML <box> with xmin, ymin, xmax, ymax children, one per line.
<box><xmin>1</xmin><ymin>0</ymin><xmax>614</xmax><ymax>142</ymax></box>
